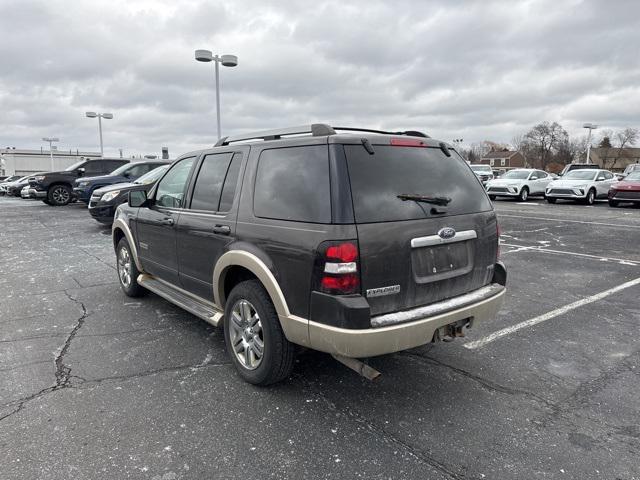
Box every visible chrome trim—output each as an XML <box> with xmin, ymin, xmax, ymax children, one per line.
<box><xmin>411</xmin><ymin>229</ymin><xmax>477</xmax><ymax>248</ymax></box>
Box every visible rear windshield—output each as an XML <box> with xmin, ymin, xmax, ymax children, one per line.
<box><xmin>345</xmin><ymin>145</ymin><xmax>492</xmax><ymax>223</ymax></box>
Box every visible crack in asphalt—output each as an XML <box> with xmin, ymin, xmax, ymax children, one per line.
<box><xmin>297</xmin><ymin>373</ymin><xmax>464</xmax><ymax>480</ymax></box>
<box><xmin>399</xmin><ymin>351</ymin><xmax>559</xmax><ymax>412</ymax></box>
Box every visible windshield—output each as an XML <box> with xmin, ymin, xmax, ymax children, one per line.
<box><xmin>564</xmin><ymin>170</ymin><xmax>598</xmax><ymax>180</ymax></box>
<box><xmin>624</xmin><ymin>164</ymin><xmax>640</xmax><ymax>174</ymax></box>
<box><xmin>65</xmin><ymin>160</ymin><xmax>86</xmax><ymax>171</ymax></box>
<box><xmin>134</xmin><ymin>165</ymin><xmax>169</xmax><ymax>184</ymax></box>
<box><xmin>345</xmin><ymin>145</ymin><xmax>491</xmax><ymax>223</ymax></box>
<box><xmin>470</xmin><ymin>165</ymin><xmax>492</xmax><ymax>172</ymax></box>
<box><xmin>625</xmin><ymin>172</ymin><xmax>640</xmax><ymax>181</ymax></box>
<box><xmin>109</xmin><ymin>163</ymin><xmax>133</xmax><ymax>176</ymax></box>
<box><xmin>3</xmin><ymin>175</ymin><xmax>21</xmax><ymax>182</ymax></box>
<box><xmin>501</xmin><ymin>170</ymin><xmax>530</xmax><ymax>179</ymax></box>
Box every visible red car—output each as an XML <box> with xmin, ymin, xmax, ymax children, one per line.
<box><xmin>608</xmin><ymin>171</ymin><xmax>640</xmax><ymax>207</ymax></box>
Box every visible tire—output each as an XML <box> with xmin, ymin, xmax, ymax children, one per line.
<box><xmin>608</xmin><ymin>199</ymin><xmax>619</xmax><ymax>208</ymax></box>
<box><xmin>224</xmin><ymin>279</ymin><xmax>295</xmax><ymax>386</ymax></box>
<box><xmin>518</xmin><ymin>187</ymin><xmax>529</xmax><ymax>202</ymax></box>
<box><xmin>116</xmin><ymin>238</ymin><xmax>144</xmax><ymax>297</ymax></box>
<box><xmin>489</xmin><ymin>195</ymin><xmax>496</xmax><ymax>201</ymax></box>
<box><xmin>546</xmin><ymin>197</ymin><xmax>556</xmax><ymax>204</ymax></box>
<box><xmin>584</xmin><ymin>189</ymin><xmax>596</xmax><ymax>205</ymax></box>
<box><xmin>42</xmin><ymin>199</ymin><xmax>51</xmax><ymax>205</ymax></box>
<box><xmin>47</xmin><ymin>184</ymin><xmax>72</xmax><ymax>206</ymax></box>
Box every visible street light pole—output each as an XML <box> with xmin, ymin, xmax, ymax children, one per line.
<box><xmin>195</xmin><ymin>50</ymin><xmax>238</xmax><ymax>140</ymax></box>
<box><xmin>85</xmin><ymin>112</ymin><xmax>114</xmax><ymax>157</ymax></box>
<box><xmin>583</xmin><ymin>123</ymin><xmax>598</xmax><ymax>164</ymax></box>
<box><xmin>42</xmin><ymin>137</ymin><xmax>59</xmax><ymax>171</ymax></box>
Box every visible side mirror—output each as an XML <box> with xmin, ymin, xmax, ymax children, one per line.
<box><xmin>77</xmin><ymin>167</ymin><xmax>85</xmax><ymax>177</ymax></box>
<box><xmin>129</xmin><ymin>190</ymin><xmax>148</xmax><ymax>208</ymax></box>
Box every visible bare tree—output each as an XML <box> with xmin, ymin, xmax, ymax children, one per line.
<box><xmin>524</xmin><ymin>122</ymin><xmax>569</xmax><ymax>169</ymax></box>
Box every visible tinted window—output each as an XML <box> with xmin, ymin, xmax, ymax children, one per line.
<box><xmin>219</xmin><ymin>153</ymin><xmax>243</xmax><ymax>212</ymax></box>
<box><xmin>155</xmin><ymin>157</ymin><xmax>195</xmax><ymax>208</ymax></box>
<box><xmin>84</xmin><ymin>161</ymin><xmax>105</xmax><ymax>175</ymax></box>
<box><xmin>345</xmin><ymin>145</ymin><xmax>492</xmax><ymax>223</ymax></box>
<box><xmin>190</xmin><ymin>153</ymin><xmax>233</xmax><ymax>211</ymax></box>
<box><xmin>254</xmin><ymin>146</ymin><xmax>330</xmax><ymax>223</ymax></box>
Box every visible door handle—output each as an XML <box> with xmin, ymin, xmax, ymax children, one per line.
<box><xmin>161</xmin><ymin>217</ymin><xmax>175</xmax><ymax>226</ymax></box>
<box><xmin>212</xmin><ymin>224</ymin><xmax>231</xmax><ymax>235</ymax></box>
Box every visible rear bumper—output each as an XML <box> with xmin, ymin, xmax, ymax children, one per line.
<box><xmin>296</xmin><ymin>282</ymin><xmax>506</xmax><ymax>358</ymax></box>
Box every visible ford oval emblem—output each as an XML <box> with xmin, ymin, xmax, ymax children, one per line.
<box><xmin>438</xmin><ymin>227</ymin><xmax>456</xmax><ymax>239</ymax></box>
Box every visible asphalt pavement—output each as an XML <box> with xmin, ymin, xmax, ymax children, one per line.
<box><xmin>1</xmin><ymin>196</ymin><xmax>639</xmax><ymax>479</ymax></box>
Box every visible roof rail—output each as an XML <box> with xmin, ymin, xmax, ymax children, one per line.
<box><xmin>215</xmin><ymin>124</ymin><xmax>336</xmax><ymax>147</ymax></box>
<box><xmin>333</xmin><ymin>127</ymin><xmax>430</xmax><ymax>138</ymax></box>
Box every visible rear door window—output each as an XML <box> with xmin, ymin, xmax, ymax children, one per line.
<box><xmin>190</xmin><ymin>153</ymin><xmax>234</xmax><ymax>212</ymax></box>
<box><xmin>345</xmin><ymin>145</ymin><xmax>492</xmax><ymax>223</ymax></box>
<box><xmin>253</xmin><ymin>146</ymin><xmax>330</xmax><ymax>223</ymax></box>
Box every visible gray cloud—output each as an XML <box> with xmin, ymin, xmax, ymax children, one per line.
<box><xmin>0</xmin><ymin>0</ymin><xmax>638</xmax><ymax>157</ymax></box>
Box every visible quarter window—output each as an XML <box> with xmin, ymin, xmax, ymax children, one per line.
<box><xmin>253</xmin><ymin>146</ymin><xmax>331</xmax><ymax>223</ymax></box>
<box><xmin>219</xmin><ymin>153</ymin><xmax>243</xmax><ymax>212</ymax></box>
<box><xmin>155</xmin><ymin>157</ymin><xmax>195</xmax><ymax>208</ymax></box>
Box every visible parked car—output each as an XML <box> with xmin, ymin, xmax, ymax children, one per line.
<box><xmin>608</xmin><ymin>171</ymin><xmax>640</xmax><ymax>207</ymax></box>
<box><xmin>112</xmin><ymin>124</ymin><xmax>506</xmax><ymax>385</ymax></box>
<box><xmin>29</xmin><ymin>158</ymin><xmax>129</xmax><ymax>206</ymax></box>
<box><xmin>89</xmin><ymin>165</ymin><xmax>170</xmax><ymax>224</ymax></box>
<box><xmin>74</xmin><ymin>160</ymin><xmax>169</xmax><ymax>203</ymax></box>
<box><xmin>470</xmin><ymin>164</ymin><xmax>494</xmax><ymax>185</ymax></box>
<box><xmin>5</xmin><ymin>175</ymin><xmax>41</xmax><ymax>197</ymax></box>
<box><xmin>0</xmin><ymin>175</ymin><xmax>23</xmax><ymax>195</ymax></box>
<box><xmin>545</xmin><ymin>169</ymin><xmax>617</xmax><ymax>204</ymax></box>
<box><xmin>485</xmin><ymin>168</ymin><xmax>553</xmax><ymax>201</ymax></box>
<box><xmin>558</xmin><ymin>163</ymin><xmax>599</xmax><ymax>177</ymax></box>
<box><xmin>619</xmin><ymin>163</ymin><xmax>640</xmax><ymax>179</ymax></box>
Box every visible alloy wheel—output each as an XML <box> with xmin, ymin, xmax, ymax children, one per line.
<box><xmin>229</xmin><ymin>299</ymin><xmax>264</xmax><ymax>370</ymax></box>
<box><xmin>52</xmin><ymin>187</ymin><xmax>70</xmax><ymax>204</ymax></box>
<box><xmin>117</xmin><ymin>246</ymin><xmax>132</xmax><ymax>288</ymax></box>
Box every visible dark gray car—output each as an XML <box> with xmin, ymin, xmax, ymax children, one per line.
<box><xmin>111</xmin><ymin>124</ymin><xmax>506</xmax><ymax>385</ymax></box>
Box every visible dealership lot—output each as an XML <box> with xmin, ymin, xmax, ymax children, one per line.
<box><xmin>1</xmin><ymin>197</ymin><xmax>639</xmax><ymax>479</ymax></box>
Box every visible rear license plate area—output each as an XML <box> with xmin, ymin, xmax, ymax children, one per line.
<box><xmin>411</xmin><ymin>241</ymin><xmax>473</xmax><ymax>283</ymax></box>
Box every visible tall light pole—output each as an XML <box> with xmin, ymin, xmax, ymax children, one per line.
<box><xmin>42</xmin><ymin>137</ymin><xmax>59</xmax><ymax>171</ymax></box>
<box><xmin>85</xmin><ymin>112</ymin><xmax>114</xmax><ymax>156</ymax></box>
<box><xmin>583</xmin><ymin>123</ymin><xmax>598</xmax><ymax>164</ymax></box>
<box><xmin>195</xmin><ymin>49</ymin><xmax>238</xmax><ymax>140</ymax></box>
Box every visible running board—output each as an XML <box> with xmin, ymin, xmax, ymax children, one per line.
<box><xmin>137</xmin><ymin>274</ymin><xmax>224</xmax><ymax>326</ymax></box>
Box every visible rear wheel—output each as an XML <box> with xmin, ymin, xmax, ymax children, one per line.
<box><xmin>518</xmin><ymin>187</ymin><xmax>529</xmax><ymax>202</ymax></box>
<box><xmin>116</xmin><ymin>238</ymin><xmax>144</xmax><ymax>297</ymax></box>
<box><xmin>47</xmin><ymin>184</ymin><xmax>72</xmax><ymax>206</ymax></box>
<box><xmin>584</xmin><ymin>188</ymin><xmax>596</xmax><ymax>205</ymax></box>
<box><xmin>224</xmin><ymin>280</ymin><xmax>295</xmax><ymax>385</ymax></box>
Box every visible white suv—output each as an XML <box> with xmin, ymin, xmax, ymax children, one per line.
<box><xmin>486</xmin><ymin>169</ymin><xmax>552</xmax><ymax>202</ymax></box>
<box><xmin>545</xmin><ymin>169</ymin><xmax>617</xmax><ymax>204</ymax></box>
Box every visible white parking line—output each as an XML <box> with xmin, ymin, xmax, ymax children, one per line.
<box><xmin>500</xmin><ymin>242</ymin><xmax>640</xmax><ymax>266</ymax></box>
<box><xmin>464</xmin><ymin>276</ymin><xmax>640</xmax><ymax>350</ymax></box>
<box><xmin>497</xmin><ymin>213</ymin><xmax>640</xmax><ymax>229</ymax></box>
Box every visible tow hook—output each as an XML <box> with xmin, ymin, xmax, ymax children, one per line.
<box><xmin>332</xmin><ymin>354</ymin><xmax>382</xmax><ymax>382</ymax></box>
<box><xmin>433</xmin><ymin>318</ymin><xmax>472</xmax><ymax>342</ymax></box>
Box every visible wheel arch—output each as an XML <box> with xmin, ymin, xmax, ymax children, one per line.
<box><xmin>112</xmin><ymin>218</ymin><xmax>144</xmax><ymax>272</ymax></box>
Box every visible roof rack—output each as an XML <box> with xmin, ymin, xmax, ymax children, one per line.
<box><xmin>214</xmin><ymin>124</ymin><xmax>429</xmax><ymax>147</ymax></box>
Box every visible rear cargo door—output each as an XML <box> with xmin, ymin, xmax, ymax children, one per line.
<box><xmin>345</xmin><ymin>143</ymin><xmax>498</xmax><ymax>316</ymax></box>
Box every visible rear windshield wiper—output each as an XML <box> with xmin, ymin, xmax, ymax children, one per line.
<box><xmin>397</xmin><ymin>194</ymin><xmax>451</xmax><ymax>206</ymax></box>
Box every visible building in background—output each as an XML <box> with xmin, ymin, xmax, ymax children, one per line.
<box><xmin>589</xmin><ymin>147</ymin><xmax>640</xmax><ymax>172</ymax></box>
<box><xmin>478</xmin><ymin>150</ymin><xmax>526</xmax><ymax>170</ymax></box>
<box><xmin>0</xmin><ymin>148</ymin><xmax>101</xmax><ymax>175</ymax></box>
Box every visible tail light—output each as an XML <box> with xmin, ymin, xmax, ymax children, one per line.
<box><xmin>314</xmin><ymin>240</ymin><xmax>360</xmax><ymax>295</ymax></box>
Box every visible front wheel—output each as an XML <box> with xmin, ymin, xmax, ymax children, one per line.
<box><xmin>224</xmin><ymin>280</ymin><xmax>295</xmax><ymax>386</ymax></box>
<box><xmin>47</xmin><ymin>184</ymin><xmax>72</xmax><ymax>206</ymax></box>
<box><xmin>116</xmin><ymin>238</ymin><xmax>144</xmax><ymax>297</ymax></box>
<box><xmin>584</xmin><ymin>189</ymin><xmax>596</xmax><ymax>205</ymax></box>
<box><xmin>518</xmin><ymin>187</ymin><xmax>529</xmax><ymax>202</ymax></box>
<box><xmin>489</xmin><ymin>195</ymin><xmax>496</xmax><ymax>201</ymax></box>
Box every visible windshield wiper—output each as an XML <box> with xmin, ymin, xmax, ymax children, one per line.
<box><xmin>397</xmin><ymin>194</ymin><xmax>451</xmax><ymax>206</ymax></box>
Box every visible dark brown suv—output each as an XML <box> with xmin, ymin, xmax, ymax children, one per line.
<box><xmin>112</xmin><ymin>124</ymin><xmax>506</xmax><ymax>385</ymax></box>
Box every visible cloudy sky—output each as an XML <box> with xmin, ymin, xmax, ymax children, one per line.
<box><xmin>1</xmin><ymin>0</ymin><xmax>638</xmax><ymax>157</ymax></box>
